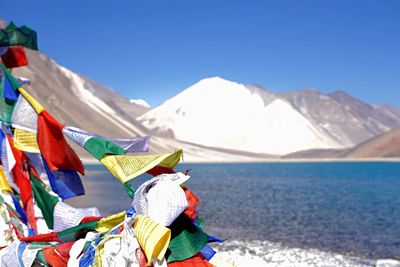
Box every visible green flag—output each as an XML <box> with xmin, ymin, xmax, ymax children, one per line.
<box><xmin>57</xmin><ymin>220</ymin><xmax>99</xmax><ymax>243</ymax></box>
<box><xmin>30</xmin><ymin>172</ymin><xmax>59</xmax><ymax>229</ymax></box>
<box><xmin>63</xmin><ymin>126</ymin><xmax>150</xmax><ymax>160</ymax></box>
<box><xmin>123</xmin><ymin>183</ymin><xmax>135</xmax><ymax>199</ymax></box>
<box><xmin>84</xmin><ymin>136</ymin><xmax>126</xmax><ymax>160</ymax></box>
<box><xmin>0</xmin><ymin>77</ymin><xmax>16</xmax><ymax>123</ymax></box>
<box><xmin>0</xmin><ymin>64</ymin><xmax>20</xmax><ymax>89</ymax></box>
<box><xmin>0</xmin><ymin>22</ymin><xmax>38</xmax><ymax>50</ymax></box>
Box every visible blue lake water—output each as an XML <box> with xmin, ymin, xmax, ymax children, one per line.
<box><xmin>67</xmin><ymin>162</ymin><xmax>400</xmax><ymax>259</ymax></box>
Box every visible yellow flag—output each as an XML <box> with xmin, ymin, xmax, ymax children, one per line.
<box><xmin>93</xmin><ymin>234</ymin><xmax>122</xmax><ymax>267</ymax></box>
<box><xmin>100</xmin><ymin>149</ymin><xmax>183</xmax><ymax>183</ymax></box>
<box><xmin>96</xmin><ymin>210</ymin><xmax>126</xmax><ymax>233</ymax></box>
<box><xmin>134</xmin><ymin>215</ymin><xmax>171</xmax><ymax>266</ymax></box>
<box><xmin>18</xmin><ymin>87</ymin><xmax>44</xmax><ymax>114</ymax></box>
<box><xmin>0</xmin><ymin>166</ymin><xmax>12</xmax><ymax>192</ymax></box>
<box><xmin>13</xmin><ymin>128</ymin><xmax>40</xmax><ymax>153</ymax></box>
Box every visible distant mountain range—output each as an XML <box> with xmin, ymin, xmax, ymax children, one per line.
<box><xmin>139</xmin><ymin>77</ymin><xmax>400</xmax><ymax>155</ymax></box>
<box><xmin>9</xmin><ymin>50</ymin><xmax>400</xmax><ymax>161</ymax></box>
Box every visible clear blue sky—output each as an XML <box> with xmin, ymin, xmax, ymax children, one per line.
<box><xmin>3</xmin><ymin>0</ymin><xmax>400</xmax><ymax>107</ymax></box>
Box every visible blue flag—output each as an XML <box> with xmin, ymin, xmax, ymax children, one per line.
<box><xmin>0</xmin><ymin>129</ymin><xmax>4</xmax><ymax>156</ymax></box>
<box><xmin>10</xmin><ymin>193</ymin><xmax>28</xmax><ymax>225</ymax></box>
<box><xmin>3</xmin><ymin>76</ymin><xmax>19</xmax><ymax>101</ymax></box>
<box><xmin>42</xmin><ymin>158</ymin><xmax>85</xmax><ymax>200</ymax></box>
<box><xmin>200</xmin><ymin>244</ymin><xmax>216</xmax><ymax>261</ymax></box>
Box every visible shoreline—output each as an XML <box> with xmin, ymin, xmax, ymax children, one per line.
<box><xmin>213</xmin><ymin>239</ymin><xmax>400</xmax><ymax>267</ymax></box>
<box><xmin>81</xmin><ymin>157</ymin><xmax>400</xmax><ymax>164</ymax></box>
<box><xmin>181</xmin><ymin>157</ymin><xmax>400</xmax><ymax>163</ymax></box>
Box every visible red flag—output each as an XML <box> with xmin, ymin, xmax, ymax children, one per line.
<box><xmin>55</xmin><ymin>242</ymin><xmax>75</xmax><ymax>261</ymax></box>
<box><xmin>43</xmin><ymin>246</ymin><xmax>68</xmax><ymax>267</ymax></box>
<box><xmin>147</xmin><ymin>165</ymin><xmax>175</xmax><ymax>176</ymax></box>
<box><xmin>19</xmin><ymin>232</ymin><xmax>60</xmax><ymax>243</ymax></box>
<box><xmin>167</xmin><ymin>253</ymin><xmax>213</xmax><ymax>267</ymax></box>
<box><xmin>1</xmin><ymin>46</ymin><xmax>28</xmax><ymax>68</ymax></box>
<box><xmin>80</xmin><ymin>216</ymin><xmax>102</xmax><ymax>224</ymax></box>
<box><xmin>38</xmin><ymin>111</ymin><xmax>84</xmax><ymax>175</ymax></box>
<box><xmin>183</xmin><ymin>188</ymin><xmax>200</xmax><ymax>220</ymax></box>
<box><xmin>136</xmin><ymin>247</ymin><xmax>153</xmax><ymax>267</ymax></box>
<box><xmin>7</xmin><ymin>135</ymin><xmax>38</xmax><ymax>233</ymax></box>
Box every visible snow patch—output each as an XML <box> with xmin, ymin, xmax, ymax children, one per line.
<box><xmin>130</xmin><ymin>99</ymin><xmax>151</xmax><ymax>108</ymax></box>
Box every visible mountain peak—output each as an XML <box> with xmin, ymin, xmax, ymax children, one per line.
<box><xmin>179</xmin><ymin>76</ymin><xmax>246</xmax><ymax>97</ymax></box>
<box><xmin>200</xmin><ymin>76</ymin><xmax>228</xmax><ymax>82</ymax></box>
<box><xmin>195</xmin><ymin>76</ymin><xmax>239</xmax><ymax>88</ymax></box>
<box><xmin>330</xmin><ymin>90</ymin><xmax>351</xmax><ymax>98</ymax></box>
<box><xmin>298</xmin><ymin>88</ymin><xmax>321</xmax><ymax>94</ymax></box>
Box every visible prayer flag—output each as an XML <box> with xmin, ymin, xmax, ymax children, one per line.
<box><xmin>30</xmin><ymin>172</ymin><xmax>59</xmax><ymax>229</ymax></box>
<box><xmin>63</xmin><ymin>126</ymin><xmax>149</xmax><ymax>159</ymax></box>
<box><xmin>0</xmin><ymin>22</ymin><xmax>38</xmax><ymax>50</ymax></box>
<box><xmin>7</xmin><ymin>135</ymin><xmax>37</xmax><ymax>233</ymax></box>
<box><xmin>3</xmin><ymin>74</ymin><xmax>19</xmax><ymax>101</ymax></box>
<box><xmin>19</xmin><ymin>219</ymin><xmax>100</xmax><ymax>243</ymax></box>
<box><xmin>1</xmin><ymin>133</ymin><xmax>16</xmax><ymax>188</ymax></box>
<box><xmin>42</xmin><ymin>157</ymin><xmax>85</xmax><ymax>200</ymax></box>
<box><xmin>37</xmin><ymin>111</ymin><xmax>84</xmax><ymax>175</ymax></box>
<box><xmin>100</xmin><ymin>149</ymin><xmax>183</xmax><ymax>183</ymax></box>
<box><xmin>53</xmin><ymin>202</ymin><xmax>86</xmax><ymax>232</ymax></box>
<box><xmin>168</xmin><ymin>253</ymin><xmax>213</xmax><ymax>267</ymax></box>
<box><xmin>133</xmin><ymin>214</ymin><xmax>171</xmax><ymax>265</ymax></box>
<box><xmin>0</xmin><ymin>128</ymin><xmax>4</xmax><ymax>154</ymax></box>
<box><xmin>95</xmin><ymin>210</ymin><xmax>126</xmax><ymax>233</ymax></box>
<box><xmin>11</xmin><ymin>94</ymin><xmax>38</xmax><ymax>133</ymax></box>
<box><xmin>13</xmin><ymin>128</ymin><xmax>40</xmax><ymax>153</ymax></box>
<box><xmin>17</xmin><ymin>87</ymin><xmax>44</xmax><ymax>114</ymax></box>
<box><xmin>0</xmin><ymin>63</ymin><xmax>21</xmax><ymax>92</ymax></box>
<box><xmin>0</xmin><ymin>77</ymin><xmax>16</xmax><ymax>124</ymax></box>
<box><xmin>0</xmin><ymin>166</ymin><xmax>13</xmax><ymax>192</ymax></box>
<box><xmin>84</xmin><ymin>136</ymin><xmax>126</xmax><ymax>160</ymax></box>
<box><xmin>42</xmin><ymin>245</ymin><xmax>69</xmax><ymax>267</ymax></box>
<box><xmin>1</xmin><ymin>46</ymin><xmax>28</xmax><ymax>68</ymax></box>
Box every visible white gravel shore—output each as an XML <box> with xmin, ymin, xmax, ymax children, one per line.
<box><xmin>212</xmin><ymin>240</ymin><xmax>400</xmax><ymax>267</ymax></box>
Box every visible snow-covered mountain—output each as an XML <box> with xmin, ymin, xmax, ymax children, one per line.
<box><xmin>130</xmin><ymin>99</ymin><xmax>151</xmax><ymax>108</ymax></box>
<box><xmin>139</xmin><ymin>77</ymin><xmax>337</xmax><ymax>155</ymax></box>
<box><xmin>139</xmin><ymin>77</ymin><xmax>400</xmax><ymax>155</ymax></box>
